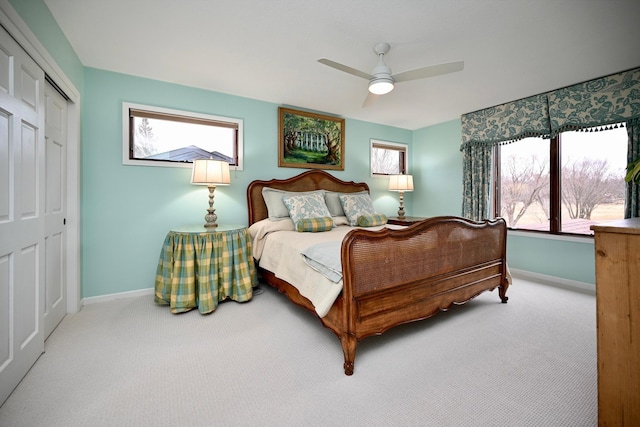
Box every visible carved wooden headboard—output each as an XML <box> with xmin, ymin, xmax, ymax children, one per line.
<box><xmin>246</xmin><ymin>170</ymin><xmax>369</xmax><ymax>225</ymax></box>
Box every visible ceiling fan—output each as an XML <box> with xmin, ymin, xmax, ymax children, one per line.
<box><xmin>318</xmin><ymin>42</ymin><xmax>464</xmax><ymax>107</ymax></box>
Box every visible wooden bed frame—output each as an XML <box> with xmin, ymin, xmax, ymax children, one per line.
<box><xmin>247</xmin><ymin>170</ymin><xmax>509</xmax><ymax>375</ymax></box>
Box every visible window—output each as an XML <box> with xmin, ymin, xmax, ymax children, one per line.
<box><xmin>370</xmin><ymin>139</ymin><xmax>408</xmax><ymax>176</ymax></box>
<box><xmin>122</xmin><ymin>102</ymin><xmax>243</xmax><ymax>169</ymax></box>
<box><xmin>495</xmin><ymin>125</ymin><xmax>627</xmax><ymax>236</ymax></box>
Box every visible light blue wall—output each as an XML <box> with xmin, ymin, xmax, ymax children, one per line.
<box><xmin>507</xmin><ymin>234</ymin><xmax>595</xmax><ymax>284</ymax></box>
<box><xmin>412</xmin><ymin>120</ymin><xmax>463</xmax><ymax>216</ymax></box>
<box><xmin>81</xmin><ymin>68</ymin><xmax>412</xmax><ymax>297</ymax></box>
<box><xmin>412</xmin><ymin>119</ymin><xmax>596</xmax><ymax>286</ymax></box>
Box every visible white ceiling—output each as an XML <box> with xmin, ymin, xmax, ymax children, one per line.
<box><xmin>44</xmin><ymin>0</ymin><xmax>640</xmax><ymax>130</ymax></box>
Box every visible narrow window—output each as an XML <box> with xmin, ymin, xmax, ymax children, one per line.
<box><xmin>122</xmin><ymin>102</ymin><xmax>243</xmax><ymax>169</ymax></box>
<box><xmin>371</xmin><ymin>139</ymin><xmax>408</xmax><ymax>176</ymax></box>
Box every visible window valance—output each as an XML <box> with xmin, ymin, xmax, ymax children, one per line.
<box><xmin>548</xmin><ymin>67</ymin><xmax>640</xmax><ymax>136</ymax></box>
<box><xmin>460</xmin><ymin>93</ymin><xmax>551</xmax><ymax>149</ymax></box>
<box><xmin>461</xmin><ymin>66</ymin><xmax>640</xmax><ymax>150</ymax></box>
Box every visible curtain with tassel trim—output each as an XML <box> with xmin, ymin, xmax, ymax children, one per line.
<box><xmin>460</xmin><ymin>93</ymin><xmax>551</xmax><ymax>150</ymax></box>
<box><xmin>548</xmin><ymin>68</ymin><xmax>640</xmax><ymax>137</ymax></box>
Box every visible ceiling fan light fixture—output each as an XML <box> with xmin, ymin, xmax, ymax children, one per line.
<box><xmin>368</xmin><ymin>76</ymin><xmax>394</xmax><ymax>95</ymax></box>
<box><xmin>318</xmin><ymin>42</ymin><xmax>463</xmax><ymax>103</ymax></box>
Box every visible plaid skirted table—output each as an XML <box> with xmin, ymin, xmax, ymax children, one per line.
<box><xmin>154</xmin><ymin>224</ymin><xmax>257</xmax><ymax>314</ymax></box>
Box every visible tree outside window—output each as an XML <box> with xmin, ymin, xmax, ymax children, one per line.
<box><xmin>371</xmin><ymin>140</ymin><xmax>407</xmax><ymax>176</ymax></box>
<box><xmin>496</xmin><ymin>125</ymin><xmax>627</xmax><ymax>235</ymax></box>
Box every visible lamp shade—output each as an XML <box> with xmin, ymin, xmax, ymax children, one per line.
<box><xmin>388</xmin><ymin>174</ymin><xmax>414</xmax><ymax>192</ymax></box>
<box><xmin>191</xmin><ymin>159</ymin><xmax>231</xmax><ymax>186</ymax></box>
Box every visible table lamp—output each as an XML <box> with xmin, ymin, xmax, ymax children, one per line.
<box><xmin>191</xmin><ymin>159</ymin><xmax>231</xmax><ymax>228</ymax></box>
<box><xmin>388</xmin><ymin>174</ymin><xmax>414</xmax><ymax>219</ymax></box>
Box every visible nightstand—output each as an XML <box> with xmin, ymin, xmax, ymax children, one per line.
<box><xmin>154</xmin><ymin>224</ymin><xmax>257</xmax><ymax>314</ymax></box>
<box><xmin>387</xmin><ymin>216</ymin><xmax>427</xmax><ymax>226</ymax></box>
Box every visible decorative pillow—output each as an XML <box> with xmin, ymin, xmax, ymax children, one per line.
<box><xmin>358</xmin><ymin>213</ymin><xmax>388</xmax><ymax>227</ymax></box>
<box><xmin>282</xmin><ymin>192</ymin><xmax>333</xmax><ymax>229</ymax></box>
<box><xmin>262</xmin><ymin>188</ymin><xmax>324</xmax><ymax>221</ymax></box>
<box><xmin>295</xmin><ymin>217</ymin><xmax>334</xmax><ymax>232</ymax></box>
<box><xmin>339</xmin><ymin>193</ymin><xmax>376</xmax><ymax>226</ymax></box>
<box><xmin>324</xmin><ymin>191</ymin><xmax>369</xmax><ymax>217</ymax></box>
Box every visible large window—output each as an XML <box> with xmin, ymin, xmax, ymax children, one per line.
<box><xmin>370</xmin><ymin>139</ymin><xmax>408</xmax><ymax>176</ymax></box>
<box><xmin>122</xmin><ymin>102</ymin><xmax>243</xmax><ymax>169</ymax></box>
<box><xmin>496</xmin><ymin>125</ymin><xmax>627</xmax><ymax>236</ymax></box>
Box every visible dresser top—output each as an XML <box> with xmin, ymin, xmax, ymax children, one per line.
<box><xmin>591</xmin><ymin>217</ymin><xmax>640</xmax><ymax>235</ymax></box>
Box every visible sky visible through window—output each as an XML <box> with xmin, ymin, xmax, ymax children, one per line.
<box><xmin>562</xmin><ymin>127</ymin><xmax>627</xmax><ymax>178</ymax></box>
<box><xmin>144</xmin><ymin>118</ymin><xmax>235</xmax><ymax>158</ymax></box>
<box><xmin>501</xmin><ymin>127</ymin><xmax>627</xmax><ymax>176</ymax></box>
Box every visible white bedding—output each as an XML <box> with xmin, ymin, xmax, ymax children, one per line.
<box><xmin>248</xmin><ymin>218</ymin><xmax>402</xmax><ymax>317</ymax></box>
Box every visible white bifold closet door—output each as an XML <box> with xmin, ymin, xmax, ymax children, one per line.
<box><xmin>0</xmin><ymin>24</ymin><xmax>47</xmax><ymax>406</ymax></box>
<box><xmin>44</xmin><ymin>79</ymin><xmax>68</xmax><ymax>339</ymax></box>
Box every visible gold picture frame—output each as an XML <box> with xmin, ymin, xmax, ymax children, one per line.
<box><xmin>278</xmin><ymin>107</ymin><xmax>345</xmax><ymax>170</ymax></box>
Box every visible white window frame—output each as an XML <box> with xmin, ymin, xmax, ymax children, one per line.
<box><xmin>122</xmin><ymin>102</ymin><xmax>244</xmax><ymax>170</ymax></box>
<box><xmin>370</xmin><ymin>139</ymin><xmax>409</xmax><ymax>177</ymax></box>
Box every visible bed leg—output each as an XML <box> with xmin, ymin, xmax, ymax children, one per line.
<box><xmin>499</xmin><ymin>284</ymin><xmax>509</xmax><ymax>303</ymax></box>
<box><xmin>341</xmin><ymin>334</ymin><xmax>357</xmax><ymax>376</ymax></box>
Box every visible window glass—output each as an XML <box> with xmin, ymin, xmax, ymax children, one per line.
<box><xmin>123</xmin><ymin>102</ymin><xmax>243</xmax><ymax>169</ymax></box>
<box><xmin>371</xmin><ymin>139</ymin><xmax>407</xmax><ymax>176</ymax></box>
<box><xmin>560</xmin><ymin>127</ymin><xmax>627</xmax><ymax>234</ymax></box>
<box><xmin>499</xmin><ymin>137</ymin><xmax>550</xmax><ymax>231</ymax></box>
<box><xmin>496</xmin><ymin>124</ymin><xmax>627</xmax><ymax>236</ymax></box>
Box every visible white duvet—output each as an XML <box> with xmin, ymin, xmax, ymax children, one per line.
<box><xmin>248</xmin><ymin>218</ymin><xmax>401</xmax><ymax>317</ymax></box>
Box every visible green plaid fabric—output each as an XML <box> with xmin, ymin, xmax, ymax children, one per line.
<box><xmin>154</xmin><ymin>227</ymin><xmax>257</xmax><ymax>314</ymax></box>
<box><xmin>357</xmin><ymin>213</ymin><xmax>388</xmax><ymax>227</ymax></box>
<box><xmin>295</xmin><ymin>216</ymin><xmax>334</xmax><ymax>232</ymax></box>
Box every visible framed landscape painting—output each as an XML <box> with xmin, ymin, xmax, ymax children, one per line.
<box><xmin>278</xmin><ymin>107</ymin><xmax>345</xmax><ymax>170</ymax></box>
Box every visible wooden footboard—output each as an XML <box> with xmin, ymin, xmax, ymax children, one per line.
<box><xmin>338</xmin><ymin>216</ymin><xmax>508</xmax><ymax>374</ymax></box>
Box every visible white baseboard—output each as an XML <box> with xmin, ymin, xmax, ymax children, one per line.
<box><xmin>510</xmin><ymin>268</ymin><xmax>595</xmax><ymax>295</ymax></box>
<box><xmin>81</xmin><ymin>287</ymin><xmax>154</xmax><ymax>306</ymax></box>
<box><xmin>78</xmin><ymin>269</ymin><xmax>594</xmax><ymax>307</ymax></box>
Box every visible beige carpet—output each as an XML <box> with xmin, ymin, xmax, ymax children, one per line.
<box><xmin>0</xmin><ymin>277</ymin><xmax>596</xmax><ymax>427</ymax></box>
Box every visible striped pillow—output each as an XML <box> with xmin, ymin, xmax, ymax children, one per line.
<box><xmin>357</xmin><ymin>213</ymin><xmax>388</xmax><ymax>227</ymax></box>
<box><xmin>295</xmin><ymin>216</ymin><xmax>335</xmax><ymax>232</ymax></box>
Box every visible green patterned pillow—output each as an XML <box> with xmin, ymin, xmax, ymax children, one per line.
<box><xmin>357</xmin><ymin>213</ymin><xmax>388</xmax><ymax>227</ymax></box>
<box><xmin>338</xmin><ymin>193</ymin><xmax>376</xmax><ymax>226</ymax></box>
<box><xmin>324</xmin><ymin>190</ymin><xmax>369</xmax><ymax>216</ymax></box>
<box><xmin>282</xmin><ymin>192</ymin><xmax>333</xmax><ymax>229</ymax></box>
<box><xmin>295</xmin><ymin>216</ymin><xmax>335</xmax><ymax>232</ymax></box>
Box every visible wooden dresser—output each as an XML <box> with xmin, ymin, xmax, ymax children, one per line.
<box><xmin>591</xmin><ymin>218</ymin><xmax>640</xmax><ymax>426</ymax></box>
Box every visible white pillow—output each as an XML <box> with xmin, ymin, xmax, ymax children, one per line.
<box><xmin>324</xmin><ymin>191</ymin><xmax>369</xmax><ymax>217</ymax></box>
<box><xmin>332</xmin><ymin>216</ymin><xmax>350</xmax><ymax>226</ymax></box>
<box><xmin>282</xmin><ymin>192</ymin><xmax>333</xmax><ymax>228</ymax></box>
<box><xmin>339</xmin><ymin>193</ymin><xmax>377</xmax><ymax>226</ymax></box>
<box><xmin>262</xmin><ymin>188</ymin><xmax>324</xmax><ymax>221</ymax></box>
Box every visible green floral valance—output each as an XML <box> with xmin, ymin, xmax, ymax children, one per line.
<box><xmin>461</xmin><ymin>66</ymin><xmax>640</xmax><ymax>150</ymax></box>
<box><xmin>461</xmin><ymin>93</ymin><xmax>551</xmax><ymax>149</ymax></box>
<box><xmin>548</xmin><ymin>67</ymin><xmax>640</xmax><ymax>136</ymax></box>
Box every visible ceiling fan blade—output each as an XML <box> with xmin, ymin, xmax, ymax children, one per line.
<box><xmin>393</xmin><ymin>60</ymin><xmax>464</xmax><ymax>83</ymax></box>
<box><xmin>318</xmin><ymin>58</ymin><xmax>372</xmax><ymax>80</ymax></box>
<box><xmin>362</xmin><ymin>92</ymin><xmax>378</xmax><ymax>108</ymax></box>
